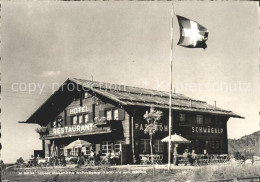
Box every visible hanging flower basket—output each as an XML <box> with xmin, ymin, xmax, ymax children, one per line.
<box><xmin>36</xmin><ymin>127</ymin><xmax>49</xmax><ymax>135</ymax></box>
<box><xmin>94</xmin><ymin>117</ymin><xmax>107</xmax><ymax>125</ymax></box>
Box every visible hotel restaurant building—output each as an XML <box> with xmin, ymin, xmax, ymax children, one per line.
<box><xmin>21</xmin><ymin>78</ymin><xmax>243</xmax><ymax>163</ymax></box>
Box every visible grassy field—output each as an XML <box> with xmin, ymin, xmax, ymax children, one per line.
<box><xmin>2</xmin><ymin>166</ymin><xmax>192</xmax><ymax>182</ymax></box>
<box><xmin>190</xmin><ymin>163</ymin><xmax>260</xmax><ymax>182</ymax></box>
<box><xmin>2</xmin><ymin>163</ymin><xmax>260</xmax><ymax>182</ymax></box>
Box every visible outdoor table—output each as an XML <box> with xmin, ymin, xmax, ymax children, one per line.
<box><xmin>219</xmin><ymin>154</ymin><xmax>230</xmax><ymax>163</ymax></box>
<box><xmin>197</xmin><ymin>155</ymin><xmax>209</xmax><ymax>165</ymax></box>
<box><xmin>139</xmin><ymin>154</ymin><xmax>162</xmax><ymax>165</ymax></box>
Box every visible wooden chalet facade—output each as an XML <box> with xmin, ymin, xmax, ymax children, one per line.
<box><xmin>21</xmin><ymin>78</ymin><xmax>243</xmax><ymax>164</ymax></box>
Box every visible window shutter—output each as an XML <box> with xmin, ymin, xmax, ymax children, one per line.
<box><xmin>118</xmin><ymin>108</ymin><xmax>125</xmax><ymax>120</ymax></box>
<box><xmin>64</xmin><ymin>110</ymin><xmax>67</xmax><ymax>126</ymax></box>
<box><xmin>95</xmin><ymin>144</ymin><xmax>101</xmax><ymax>154</ymax></box>
<box><xmin>66</xmin><ymin>115</ymin><xmax>71</xmax><ymax>126</ymax></box>
<box><xmin>99</xmin><ymin>110</ymin><xmax>105</xmax><ymax>118</ymax></box>
<box><xmin>92</xmin><ymin>104</ymin><xmax>96</xmax><ymax>120</ymax></box>
<box><xmin>88</xmin><ymin>113</ymin><xmax>93</xmax><ymax>122</ymax></box>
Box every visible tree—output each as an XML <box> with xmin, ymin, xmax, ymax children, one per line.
<box><xmin>144</xmin><ymin>107</ymin><xmax>163</xmax><ymax>177</ymax></box>
<box><xmin>16</xmin><ymin>157</ymin><xmax>24</xmax><ymax>165</ymax></box>
<box><xmin>0</xmin><ymin>160</ymin><xmax>4</xmax><ymax>169</ymax></box>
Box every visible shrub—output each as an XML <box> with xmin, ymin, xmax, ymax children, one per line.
<box><xmin>16</xmin><ymin>157</ymin><xmax>24</xmax><ymax>165</ymax></box>
<box><xmin>35</xmin><ymin>127</ymin><xmax>49</xmax><ymax>135</ymax></box>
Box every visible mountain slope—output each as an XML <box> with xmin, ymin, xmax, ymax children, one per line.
<box><xmin>228</xmin><ymin>130</ymin><xmax>260</xmax><ymax>156</ymax></box>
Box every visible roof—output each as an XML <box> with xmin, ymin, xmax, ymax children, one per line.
<box><xmin>71</xmin><ymin>78</ymin><xmax>243</xmax><ymax>118</ymax></box>
<box><xmin>23</xmin><ymin>78</ymin><xmax>243</xmax><ymax>124</ymax></box>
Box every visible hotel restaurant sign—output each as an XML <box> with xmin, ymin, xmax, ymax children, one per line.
<box><xmin>51</xmin><ymin>123</ymin><xmax>96</xmax><ymax>135</ymax></box>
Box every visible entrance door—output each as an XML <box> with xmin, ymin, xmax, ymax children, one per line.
<box><xmin>121</xmin><ymin>144</ymin><xmax>131</xmax><ymax>165</ymax></box>
<box><xmin>198</xmin><ymin>140</ymin><xmax>206</xmax><ymax>154</ymax></box>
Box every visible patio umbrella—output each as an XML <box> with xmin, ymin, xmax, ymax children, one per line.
<box><xmin>66</xmin><ymin>138</ymin><xmax>91</xmax><ymax>148</ymax></box>
<box><xmin>161</xmin><ymin>133</ymin><xmax>191</xmax><ymax>144</ymax></box>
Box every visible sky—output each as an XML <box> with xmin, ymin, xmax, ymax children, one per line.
<box><xmin>1</xmin><ymin>1</ymin><xmax>259</xmax><ymax>163</ymax></box>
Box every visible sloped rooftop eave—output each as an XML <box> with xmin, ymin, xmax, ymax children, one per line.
<box><xmin>22</xmin><ymin>78</ymin><xmax>244</xmax><ymax>124</ymax></box>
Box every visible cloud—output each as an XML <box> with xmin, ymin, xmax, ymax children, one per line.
<box><xmin>28</xmin><ymin>71</ymin><xmax>61</xmax><ymax>78</ymax></box>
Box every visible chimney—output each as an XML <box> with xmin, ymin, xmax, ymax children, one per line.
<box><xmin>214</xmin><ymin>101</ymin><xmax>216</xmax><ymax>110</ymax></box>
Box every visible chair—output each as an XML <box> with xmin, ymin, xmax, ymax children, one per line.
<box><xmin>178</xmin><ymin>156</ymin><xmax>184</xmax><ymax>165</ymax></box>
<box><xmin>152</xmin><ymin>155</ymin><xmax>159</xmax><ymax>165</ymax></box>
<box><xmin>98</xmin><ymin>156</ymin><xmax>106</xmax><ymax>165</ymax></box>
<box><xmin>140</xmin><ymin>155</ymin><xmax>149</xmax><ymax>165</ymax></box>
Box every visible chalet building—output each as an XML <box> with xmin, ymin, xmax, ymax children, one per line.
<box><xmin>21</xmin><ymin>78</ymin><xmax>243</xmax><ymax>163</ymax></box>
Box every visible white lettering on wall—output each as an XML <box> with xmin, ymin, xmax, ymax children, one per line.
<box><xmin>135</xmin><ymin>123</ymin><xmax>168</xmax><ymax>132</ymax></box>
<box><xmin>191</xmin><ymin>126</ymin><xmax>224</xmax><ymax>134</ymax></box>
<box><xmin>52</xmin><ymin>123</ymin><xmax>95</xmax><ymax>135</ymax></box>
<box><xmin>69</xmin><ymin>106</ymin><xmax>89</xmax><ymax>115</ymax></box>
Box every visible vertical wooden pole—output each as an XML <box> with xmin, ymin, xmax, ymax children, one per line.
<box><xmin>131</xmin><ymin>116</ymin><xmax>135</xmax><ymax>164</ymax></box>
<box><xmin>168</xmin><ymin>1</ymin><xmax>174</xmax><ymax>171</ymax></box>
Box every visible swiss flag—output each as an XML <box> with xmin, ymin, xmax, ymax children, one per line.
<box><xmin>176</xmin><ymin>15</ymin><xmax>209</xmax><ymax>49</ymax></box>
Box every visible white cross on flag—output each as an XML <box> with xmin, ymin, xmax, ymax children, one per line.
<box><xmin>176</xmin><ymin>15</ymin><xmax>209</xmax><ymax>49</ymax></box>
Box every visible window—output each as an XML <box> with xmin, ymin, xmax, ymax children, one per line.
<box><xmin>84</xmin><ymin>114</ymin><xmax>89</xmax><ymax>123</ymax></box>
<box><xmin>84</xmin><ymin>92</ymin><xmax>89</xmax><ymax>98</ymax></box>
<box><xmin>215</xmin><ymin>141</ymin><xmax>220</xmax><ymax>149</ymax></box>
<box><xmin>191</xmin><ymin>140</ymin><xmax>195</xmax><ymax>149</ymax></box>
<box><xmin>220</xmin><ymin>139</ymin><xmax>225</xmax><ymax>149</ymax></box>
<box><xmin>82</xmin><ymin>146</ymin><xmax>90</xmax><ymax>155</ymax></box>
<box><xmin>154</xmin><ymin>139</ymin><xmax>164</xmax><ymax>153</ymax></box>
<box><xmin>196</xmin><ymin>115</ymin><xmax>203</xmax><ymax>125</ymax></box>
<box><xmin>78</xmin><ymin>115</ymin><xmax>83</xmax><ymax>124</ymax></box>
<box><xmin>67</xmin><ymin>149</ymin><xmax>71</xmax><ymax>156</ymax></box>
<box><xmin>59</xmin><ymin>144</ymin><xmax>66</xmax><ymax>155</ymax></box>
<box><xmin>114</xmin><ymin>140</ymin><xmax>124</xmax><ymax>154</ymax></box>
<box><xmin>102</xmin><ymin>141</ymin><xmax>112</xmax><ymax>154</ymax></box>
<box><xmin>187</xmin><ymin>114</ymin><xmax>194</xmax><ymax>124</ymax></box>
<box><xmin>211</xmin><ymin>140</ymin><xmax>215</xmax><ymax>149</ymax></box>
<box><xmin>139</xmin><ymin>139</ymin><xmax>150</xmax><ymax>153</ymax></box>
<box><xmin>106</xmin><ymin>110</ymin><xmax>112</xmax><ymax>120</ymax></box>
<box><xmin>205</xmin><ymin>116</ymin><xmax>212</xmax><ymax>125</ymax></box>
<box><xmin>113</xmin><ymin>109</ymin><xmax>119</xmax><ymax>120</ymax></box>
<box><xmin>72</xmin><ymin>116</ymin><xmax>77</xmax><ymax>125</ymax></box>
<box><xmin>179</xmin><ymin>113</ymin><xmax>186</xmax><ymax>122</ymax></box>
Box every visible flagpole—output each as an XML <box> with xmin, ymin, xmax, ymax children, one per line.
<box><xmin>168</xmin><ymin>0</ymin><xmax>174</xmax><ymax>171</ymax></box>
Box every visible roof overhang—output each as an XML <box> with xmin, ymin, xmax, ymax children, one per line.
<box><xmin>22</xmin><ymin>78</ymin><xmax>244</xmax><ymax>125</ymax></box>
